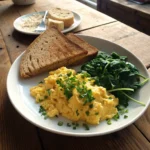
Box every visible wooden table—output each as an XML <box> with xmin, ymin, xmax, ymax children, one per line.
<box><xmin>97</xmin><ymin>0</ymin><xmax>150</xmax><ymax>35</ymax></box>
<box><xmin>0</xmin><ymin>0</ymin><xmax>150</xmax><ymax>149</ymax></box>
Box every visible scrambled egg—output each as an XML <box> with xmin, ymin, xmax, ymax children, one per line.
<box><xmin>30</xmin><ymin>67</ymin><xmax>118</xmax><ymax>125</ymax></box>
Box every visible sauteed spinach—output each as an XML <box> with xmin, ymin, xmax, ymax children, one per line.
<box><xmin>81</xmin><ymin>52</ymin><xmax>149</xmax><ymax>107</ymax></box>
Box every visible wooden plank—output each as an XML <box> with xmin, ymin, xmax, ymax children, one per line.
<box><xmin>97</xmin><ymin>0</ymin><xmax>150</xmax><ymax>35</ymax></box>
<box><xmin>111</xmin><ymin>0</ymin><xmax>150</xmax><ymax>15</ymax></box>
<box><xmin>0</xmin><ymin>3</ymin><xmax>37</xmax><ymax>62</ymax></box>
<box><xmin>38</xmin><ymin>124</ymin><xmax>150</xmax><ymax>150</ymax></box>
<box><xmin>78</xmin><ymin>21</ymin><xmax>150</xmax><ymax>66</ymax></box>
<box><xmin>0</xmin><ymin>31</ymin><xmax>42</xmax><ymax>150</ymax></box>
<box><xmin>135</xmin><ymin>106</ymin><xmax>150</xmax><ymax>141</ymax></box>
<box><xmin>135</xmin><ymin>69</ymin><xmax>150</xmax><ymax>141</ymax></box>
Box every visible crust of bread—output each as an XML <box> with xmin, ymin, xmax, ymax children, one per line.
<box><xmin>66</xmin><ymin>33</ymin><xmax>98</xmax><ymax>65</ymax></box>
<box><xmin>49</xmin><ymin>8</ymin><xmax>74</xmax><ymax>28</ymax></box>
<box><xmin>20</xmin><ymin>28</ymin><xmax>88</xmax><ymax>78</ymax></box>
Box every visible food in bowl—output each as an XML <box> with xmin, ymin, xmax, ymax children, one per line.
<box><xmin>30</xmin><ymin>67</ymin><xmax>118</xmax><ymax>125</ymax></box>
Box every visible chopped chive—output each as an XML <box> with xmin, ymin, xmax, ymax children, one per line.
<box><xmin>124</xmin><ymin>115</ymin><xmax>128</xmax><ymax>119</ymax></box>
<box><xmin>72</xmin><ymin>122</ymin><xmax>75</xmax><ymax>125</ymax></box>
<box><xmin>85</xmin><ymin>111</ymin><xmax>90</xmax><ymax>116</ymax></box>
<box><xmin>44</xmin><ymin>96</ymin><xmax>48</xmax><ymax>99</ymax></box>
<box><xmin>58</xmin><ymin>121</ymin><xmax>63</xmax><ymax>126</ymax></box>
<box><xmin>46</xmin><ymin>89</ymin><xmax>51</xmax><ymax>96</ymax></box>
<box><xmin>67</xmin><ymin>123</ymin><xmax>71</xmax><ymax>127</ymax></box>
<box><xmin>113</xmin><ymin>113</ymin><xmax>120</xmax><ymax>121</ymax></box>
<box><xmin>73</xmin><ymin>126</ymin><xmax>76</xmax><ymax>130</ymax></box>
<box><xmin>76</xmin><ymin>110</ymin><xmax>79</xmax><ymax>116</ymax></box>
<box><xmin>107</xmin><ymin>119</ymin><xmax>111</xmax><ymax>125</ymax></box>
<box><xmin>39</xmin><ymin>81</ymin><xmax>44</xmax><ymax>84</ymax></box>
<box><xmin>89</xmin><ymin>104</ymin><xmax>93</xmax><ymax>108</ymax></box>
<box><xmin>83</xmin><ymin>123</ymin><xmax>90</xmax><ymax>130</ymax></box>
<box><xmin>95</xmin><ymin>112</ymin><xmax>99</xmax><ymax>115</ymax></box>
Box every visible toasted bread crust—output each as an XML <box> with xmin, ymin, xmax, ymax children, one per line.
<box><xmin>20</xmin><ymin>28</ymin><xmax>87</xmax><ymax>78</ymax></box>
<box><xmin>66</xmin><ymin>33</ymin><xmax>98</xmax><ymax>65</ymax></box>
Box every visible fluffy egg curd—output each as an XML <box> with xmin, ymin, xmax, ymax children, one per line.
<box><xmin>30</xmin><ymin>67</ymin><xmax>119</xmax><ymax>125</ymax></box>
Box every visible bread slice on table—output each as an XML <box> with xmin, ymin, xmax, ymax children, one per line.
<box><xmin>48</xmin><ymin>8</ymin><xmax>74</xmax><ymax>28</ymax></box>
<box><xmin>20</xmin><ymin>28</ymin><xmax>88</xmax><ymax>78</ymax></box>
<box><xmin>66</xmin><ymin>33</ymin><xmax>98</xmax><ymax>64</ymax></box>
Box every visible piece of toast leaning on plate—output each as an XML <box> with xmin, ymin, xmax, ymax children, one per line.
<box><xmin>20</xmin><ymin>27</ymin><xmax>98</xmax><ymax>78</ymax></box>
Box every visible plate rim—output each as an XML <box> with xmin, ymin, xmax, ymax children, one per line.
<box><xmin>7</xmin><ymin>35</ymin><xmax>150</xmax><ymax>137</ymax></box>
<box><xmin>13</xmin><ymin>11</ymin><xmax>81</xmax><ymax>35</ymax></box>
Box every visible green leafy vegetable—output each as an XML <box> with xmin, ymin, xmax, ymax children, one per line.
<box><xmin>81</xmin><ymin>52</ymin><xmax>149</xmax><ymax>107</ymax></box>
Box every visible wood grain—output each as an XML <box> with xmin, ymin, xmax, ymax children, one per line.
<box><xmin>38</xmin><ymin>124</ymin><xmax>150</xmax><ymax>150</ymax></box>
<box><xmin>111</xmin><ymin>0</ymin><xmax>150</xmax><ymax>15</ymax></box>
<box><xmin>135</xmin><ymin>69</ymin><xmax>150</xmax><ymax>141</ymax></box>
<box><xmin>0</xmin><ymin>31</ymin><xmax>42</xmax><ymax>150</ymax></box>
<box><xmin>97</xmin><ymin>0</ymin><xmax>150</xmax><ymax>35</ymax></box>
<box><xmin>77</xmin><ymin>21</ymin><xmax>150</xmax><ymax>66</ymax></box>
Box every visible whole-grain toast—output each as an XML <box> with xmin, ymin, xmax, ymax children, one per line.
<box><xmin>66</xmin><ymin>33</ymin><xmax>98</xmax><ymax>64</ymax></box>
<box><xmin>20</xmin><ymin>28</ymin><xmax>88</xmax><ymax>78</ymax></box>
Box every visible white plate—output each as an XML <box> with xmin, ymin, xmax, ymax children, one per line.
<box><xmin>7</xmin><ymin>35</ymin><xmax>150</xmax><ymax>137</ymax></box>
<box><xmin>13</xmin><ymin>11</ymin><xmax>81</xmax><ymax>35</ymax></box>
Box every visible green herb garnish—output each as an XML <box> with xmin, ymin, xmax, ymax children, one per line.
<box><xmin>83</xmin><ymin>123</ymin><xmax>90</xmax><ymax>130</ymax></box>
<box><xmin>46</xmin><ymin>89</ymin><xmax>51</xmax><ymax>96</ymax></box>
<box><xmin>76</xmin><ymin>110</ymin><xmax>79</xmax><ymax>116</ymax></box>
<box><xmin>89</xmin><ymin>104</ymin><xmax>93</xmax><ymax>108</ymax></box>
<box><xmin>124</xmin><ymin>115</ymin><xmax>128</xmax><ymax>119</ymax></box>
<box><xmin>113</xmin><ymin>113</ymin><xmax>120</xmax><ymax>121</ymax></box>
<box><xmin>39</xmin><ymin>106</ymin><xmax>48</xmax><ymax>119</ymax></box>
<box><xmin>39</xmin><ymin>81</ymin><xmax>44</xmax><ymax>84</ymax></box>
<box><xmin>95</xmin><ymin>112</ymin><xmax>99</xmax><ymax>115</ymax></box>
<box><xmin>76</xmin><ymin>83</ymin><xmax>95</xmax><ymax>105</ymax></box>
<box><xmin>85</xmin><ymin>111</ymin><xmax>90</xmax><ymax>116</ymax></box>
<box><xmin>58</xmin><ymin>121</ymin><xmax>63</xmax><ymax>126</ymax></box>
<box><xmin>67</xmin><ymin>123</ymin><xmax>71</xmax><ymax>127</ymax></box>
<box><xmin>106</xmin><ymin>119</ymin><xmax>112</xmax><ymax>125</ymax></box>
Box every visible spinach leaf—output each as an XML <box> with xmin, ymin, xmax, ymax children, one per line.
<box><xmin>81</xmin><ymin>51</ymin><xmax>148</xmax><ymax>107</ymax></box>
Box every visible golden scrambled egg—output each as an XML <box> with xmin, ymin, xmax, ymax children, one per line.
<box><xmin>30</xmin><ymin>67</ymin><xmax>118</xmax><ymax>125</ymax></box>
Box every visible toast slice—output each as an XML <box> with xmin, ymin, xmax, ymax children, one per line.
<box><xmin>66</xmin><ymin>33</ymin><xmax>98</xmax><ymax>64</ymax></box>
<box><xmin>20</xmin><ymin>28</ymin><xmax>88</xmax><ymax>78</ymax></box>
